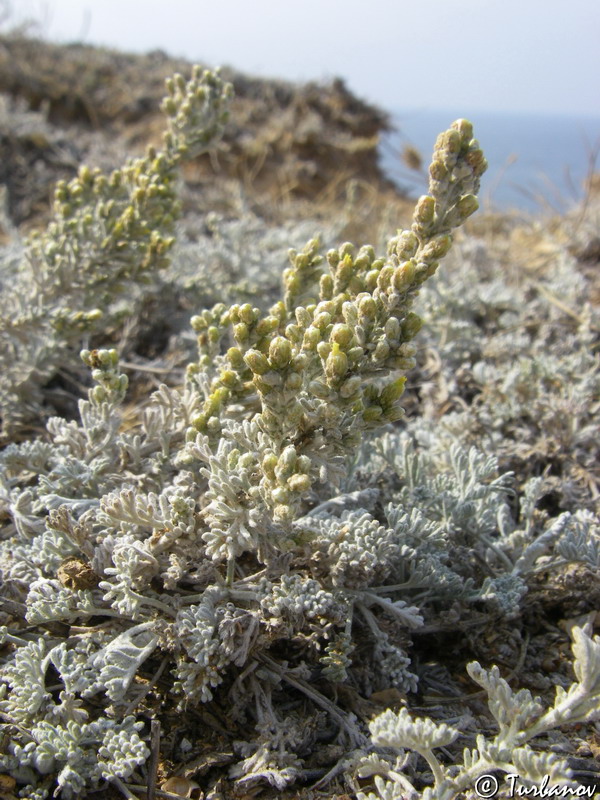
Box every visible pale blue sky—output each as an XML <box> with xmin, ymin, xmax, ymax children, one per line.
<box><xmin>12</xmin><ymin>0</ymin><xmax>600</xmax><ymax>117</ymax></box>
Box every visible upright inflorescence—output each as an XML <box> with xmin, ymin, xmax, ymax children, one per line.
<box><xmin>186</xmin><ymin>120</ymin><xmax>487</xmax><ymax>553</ymax></box>
<box><xmin>0</xmin><ymin>67</ymin><xmax>233</xmax><ymax>436</ymax></box>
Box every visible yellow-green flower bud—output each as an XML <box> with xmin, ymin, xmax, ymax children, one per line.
<box><xmin>342</xmin><ymin>301</ymin><xmax>358</xmax><ymax>326</ymax></box>
<box><xmin>103</xmin><ymin>349</ymin><xmax>118</xmax><ymax>366</ymax></box>
<box><xmin>402</xmin><ymin>312</ymin><xmax>423</xmax><ymax>340</ymax></box>
<box><xmin>385</xmin><ymin>406</ymin><xmax>406</xmax><ymax>423</ymax></box>
<box><xmin>233</xmin><ymin>322</ymin><xmax>249</xmax><ymax>343</ymax></box>
<box><xmin>284</xmin><ymin>272</ymin><xmax>301</xmax><ymax>296</ymax></box>
<box><xmin>207</xmin><ymin>326</ymin><xmax>220</xmax><ymax>344</ymax></box>
<box><xmin>317</xmin><ymin>341</ymin><xmax>331</xmax><ymax>360</ymax></box>
<box><xmin>452</xmin><ymin>118</ymin><xmax>473</xmax><ymax>140</ymax></box>
<box><xmin>429</xmin><ymin>159</ymin><xmax>448</xmax><ymax>181</ymax></box>
<box><xmin>285</xmin><ymin>323</ymin><xmax>301</xmax><ymax>342</ymax></box>
<box><xmin>423</xmin><ymin>235</ymin><xmax>453</xmax><ymax>260</ymax></box>
<box><xmin>365</xmin><ymin>269</ymin><xmax>380</xmax><ymax>291</ymax></box>
<box><xmin>262</xmin><ymin>453</ymin><xmax>278</xmax><ymax>478</ymax></box>
<box><xmin>295</xmin><ymin>252</ymin><xmax>309</xmax><ymax>270</ymax></box>
<box><xmin>392</xmin><ymin>260</ymin><xmax>416</xmax><ymax>291</ymax></box>
<box><xmin>314</xmin><ymin>312</ymin><xmax>332</xmax><ymax>330</ymax></box>
<box><xmin>55</xmin><ymin>182</ymin><xmax>68</xmax><ymax>202</ymax></box>
<box><xmin>373</xmin><ymin>341</ymin><xmax>390</xmax><ymax>361</ymax></box>
<box><xmin>92</xmin><ymin>386</ymin><xmax>107</xmax><ymax>403</ymax></box>
<box><xmin>414</xmin><ymin>195</ymin><xmax>435</xmax><ymax>225</ymax></box>
<box><xmin>206</xmin><ymin>386</ymin><xmax>229</xmax><ymax>414</ymax></box>
<box><xmin>288</xmin><ymin>474</ymin><xmax>311</xmax><ymax>493</ymax></box>
<box><xmin>336</xmin><ymin>256</ymin><xmax>354</xmax><ymax>285</ymax></box>
<box><xmin>278</xmin><ymin>446</ymin><xmax>297</xmax><ymax>471</ymax></box>
<box><xmin>377</xmin><ymin>266</ymin><xmax>395</xmax><ymax>291</ymax></box>
<box><xmin>384</xmin><ymin>317</ymin><xmax>400</xmax><ymax>339</ymax></box>
<box><xmin>347</xmin><ymin>346</ymin><xmax>364</xmax><ymax>362</ymax></box>
<box><xmin>239</xmin><ymin>303</ymin><xmax>255</xmax><ymax>325</ymax></box>
<box><xmin>244</xmin><ymin>349</ymin><xmax>270</xmax><ymax>375</ymax></box>
<box><xmin>394</xmin><ymin>232</ymin><xmax>419</xmax><ymax>259</ymax></box>
<box><xmin>227</xmin><ymin>347</ymin><xmax>244</xmax><ymax>368</ymax></box>
<box><xmin>380</xmin><ymin>377</ymin><xmax>406</xmax><ymax>406</ymax></box>
<box><xmin>466</xmin><ymin>148</ymin><xmax>487</xmax><ymax>176</ymax></box>
<box><xmin>358</xmin><ymin>296</ymin><xmax>377</xmax><ymax>320</ymax></box>
<box><xmin>303</xmin><ymin>328</ymin><xmax>321</xmax><ymax>349</ymax></box>
<box><xmin>362</xmin><ymin>405</ymin><xmax>383</xmax><ymax>422</ymax></box>
<box><xmin>331</xmin><ymin>323</ymin><xmax>354</xmax><ymax>348</ymax></box>
<box><xmin>269</xmin><ymin>336</ymin><xmax>292</xmax><ymax>369</ymax></box>
<box><xmin>256</xmin><ymin>316</ymin><xmax>279</xmax><ymax>336</ymax></box>
<box><xmin>270</xmin><ymin>300</ymin><xmax>286</xmax><ymax>322</ymax></box>
<box><xmin>327</xmin><ymin>248</ymin><xmax>340</xmax><ymax>267</ymax></box>
<box><xmin>326</xmin><ymin>345</ymin><xmax>348</xmax><ymax>380</ymax></box>
<box><xmin>220</xmin><ymin>370</ymin><xmax>238</xmax><ymax>388</ymax></box>
<box><xmin>320</xmin><ymin>274</ymin><xmax>334</xmax><ymax>299</ymax></box>
<box><xmin>455</xmin><ymin>193</ymin><xmax>479</xmax><ymax>222</ymax></box>
<box><xmin>442</xmin><ymin>128</ymin><xmax>462</xmax><ymax>154</ymax></box>
<box><xmin>295</xmin><ymin>307</ymin><xmax>311</xmax><ymax>327</ymax></box>
<box><xmin>192</xmin><ymin>412</ymin><xmax>208</xmax><ymax>432</ymax></box>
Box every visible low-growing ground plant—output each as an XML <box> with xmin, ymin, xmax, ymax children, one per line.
<box><xmin>1</xmin><ymin>66</ymin><xmax>599</xmax><ymax>800</ymax></box>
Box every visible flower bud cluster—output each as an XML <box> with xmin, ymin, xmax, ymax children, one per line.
<box><xmin>80</xmin><ymin>348</ymin><xmax>128</xmax><ymax>406</ymax></box>
<box><xmin>186</xmin><ymin>121</ymin><xmax>486</xmax><ymax>549</ymax></box>
<box><xmin>260</xmin><ymin>443</ymin><xmax>313</xmax><ymax>521</ymax></box>
<box><xmin>32</xmin><ymin>148</ymin><xmax>178</xmax><ymax>314</ymax></box>
<box><xmin>413</xmin><ymin>118</ymin><xmax>487</xmax><ymax>244</ymax></box>
<box><xmin>162</xmin><ymin>66</ymin><xmax>233</xmax><ymax>160</ymax></box>
<box><xmin>1</xmin><ymin>69</ymin><xmax>233</xmax><ymax>436</ymax></box>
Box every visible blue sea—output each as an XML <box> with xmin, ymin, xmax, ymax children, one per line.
<box><xmin>379</xmin><ymin>110</ymin><xmax>600</xmax><ymax>214</ymax></box>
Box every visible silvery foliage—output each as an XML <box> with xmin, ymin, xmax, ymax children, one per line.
<box><xmin>358</xmin><ymin>620</ymin><xmax>600</xmax><ymax>800</ymax></box>
<box><xmin>1</xmin><ymin>71</ymin><xmax>599</xmax><ymax>799</ymax></box>
<box><xmin>354</xmin><ymin>425</ymin><xmax>600</xmax><ymax>621</ymax></box>
<box><xmin>171</xmin><ymin>210</ymin><xmax>340</xmax><ymax>311</ymax></box>
<box><xmin>0</xmin><ymin>633</ymin><xmax>149</xmax><ymax>798</ymax></box>
<box><xmin>413</xmin><ymin>234</ymin><xmax>599</xmax><ymax>511</ymax></box>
